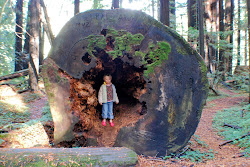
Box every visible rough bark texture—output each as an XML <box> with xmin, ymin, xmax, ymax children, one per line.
<box><xmin>42</xmin><ymin>9</ymin><xmax>208</xmax><ymax>157</ymax></box>
<box><xmin>160</xmin><ymin>0</ymin><xmax>169</xmax><ymax>26</ymax></box>
<box><xmin>28</xmin><ymin>0</ymin><xmax>40</xmax><ymax>92</ymax></box>
<box><xmin>15</xmin><ymin>0</ymin><xmax>23</xmax><ymax>72</ymax></box>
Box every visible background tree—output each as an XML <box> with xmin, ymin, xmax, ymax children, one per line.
<box><xmin>74</xmin><ymin>0</ymin><xmax>80</xmax><ymax>15</ymax></box>
<box><xmin>225</xmin><ymin>0</ymin><xmax>234</xmax><ymax>73</ymax></box>
<box><xmin>187</xmin><ymin>0</ymin><xmax>198</xmax><ymax>48</ymax></box>
<box><xmin>14</xmin><ymin>0</ymin><xmax>23</xmax><ymax>72</ymax></box>
<box><xmin>112</xmin><ymin>0</ymin><xmax>119</xmax><ymax>9</ymax></box>
<box><xmin>218</xmin><ymin>0</ymin><xmax>225</xmax><ymax>78</ymax></box>
<box><xmin>28</xmin><ymin>0</ymin><xmax>40</xmax><ymax>92</ymax></box>
<box><xmin>160</xmin><ymin>0</ymin><xmax>169</xmax><ymax>26</ymax></box>
<box><xmin>247</xmin><ymin>0</ymin><xmax>250</xmax><ymax>66</ymax></box>
<box><xmin>197</xmin><ymin>0</ymin><xmax>205</xmax><ymax>58</ymax></box>
<box><xmin>236</xmin><ymin>0</ymin><xmax>241</xmax><ymax>68</ymax></box>
<box><xmin>170</xmin><ymin>0</ymin><xmax>176</xmax><ymax>29</ymax></box>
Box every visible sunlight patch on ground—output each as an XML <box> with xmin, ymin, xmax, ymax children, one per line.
<box><xmin>0</xmin><ymin>85</ymin><xmax>28</xmax><ymax>113</ymax></box>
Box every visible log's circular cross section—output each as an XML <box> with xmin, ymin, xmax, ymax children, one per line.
<box><xmin>42</xmin><ymin>9</ymin><xmax>208</xmax><ymax>157</ymax></box>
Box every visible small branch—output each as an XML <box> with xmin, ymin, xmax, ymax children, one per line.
<box><xmin>219</xmin><ymin>132</ymin><xmax>250</xmax><ymax>148</ymax></box>
<box><xmin>209</xmin><ymin>86</ymin><xmax>220</xmax><ymax>96</ymax></box>
<box><xmin>176</xmin><ymin>145</ymin><xmax>190</xmax><ymax>158</ymax></box>
<box><xmin>233</xmin><ymin>152</ymin><xmax>248</xmax><ymax>158</ymax></box>
<box><xmin>223</xmin><ymin>123</ymin><xmax>242</xmax><ymax>129</ymax></box>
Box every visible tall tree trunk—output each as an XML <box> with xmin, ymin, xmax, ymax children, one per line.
<box><xmin>28</xmin><ymin>0</ymin><xmax>40</xmax><ymax>92</ymax></box>
<box><xmin>170</xmin><ymin>0</ymin><xmax>176</xmax><ymax>29</ymax></box>
<box><xmin>209</xmin><ymin>0</ymin><xmax>218</xmax><ymax>73</ymax></box>
<box><xmin>40</xmin><ymin>0</ymin><xmax>55</xmax><ymax>43</ymax></box>
<box><xmin>218</xmin><ymin>0</ymin><xmax>225</xmax><ymax>78</ymax></box>
<box><xmin>188</xmin><ymin>0</ymin><xmax>198</xmax><ymax>48</ymax></box>
<box><xmin>247</xmin><ymin>0</ymin><xmax>250</xmax><ymax>66</ymax></box>
<box><xmin>236</xmin><ymin>0</ymin><xmax>241</xmax><ymax>67</ymax></box>
<box><xmin>112</xmin><ymin>0</ymin><xmax>119</xmax><ymax>9</ymax></box>
<box><xmin>74</xmin><ymin>0</ymin><xmax>80</xmax><ymax>15</ymax></box>
<box><xmin>152</xmin><ymin>0</ymin><xmax>155</xmax><ymax>18</ymax></box>
<box><xmin>160</xmin><ymin>0</ymin><xmax>169</xmax><ymax>26</ymax></box>
<box><xmin>225</xmin><ymin>0</ymin><xmax>234</xmax><ymax>73</ymax></box>
<box><xmin>197</xmin><ymin>0</ymin><xmax>205</xmax><ymax>58</ymax></box>
<box><xmin>39</xmin><ymin>25</ymin><xmax>44</xmax><ymax>65</ymax></box>
<box><xmin>15</xmin><ymin>0</ymin><xmax>23</xmax><ymax>72</ymax></box>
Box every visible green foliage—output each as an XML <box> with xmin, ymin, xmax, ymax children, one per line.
<box><xmin>40</xmin><ymin>101</ymin><xmax>53</xmax><ymax>123</ymax></box>
<box><xmin>213</xmin><ymin>103</ymin><xmax>250</xmax><ymax>156</ymax></box>
<box><xmin>0</xmin><ymin>101</ymin><xmax>30</xmax><ymax>130</ymax></box>
<box><xmin>0</xmin><ymin>0</ymin><xmax>15</xmax><ymax>76</ymax></box>
<box><xmin>163</xmin><ymin>135</ymin><xmax>215</xmax><ymax>162</ymax></box>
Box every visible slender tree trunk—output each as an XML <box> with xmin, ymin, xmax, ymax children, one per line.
<box><xmin>247</xmin><ymin>0</ymin><xmax>250</xmax><ymax>66</ymax></box>
<box><xmin>74</xmin><ymin>0</ymin><xmax>80</xmax><ymax>15</ymax></box>
<box><xmin>160</xmin><ymin>0</ymin><xmax>169</xmax><ymax>26</ymax></box>
<box><xmin>39</xmin><ymin>25</ymin><xmax>44</xmax><ymax>65</ymax></box>
<box><xmin>210</xmin><ymin>0</ymin><xmax>218</xmax><ymax>72</ymax></box>
<box><xmin>170</xmin><ymin>0</ymin><xmax>176</xmax><ymax>29</ymax></box>
<box><xmin>218</xmin><ymin>0</ymin><xmax>225</xmax><ymax>78</ymax></box>
<box><xmin>236</xmin><ymin>0</ymin><xmax>241</xmax><ymax>67</ymax></box>
<box><xmin>112</xmin><ymin>0</ymin><xmax>119</xmax><ymax>9</ymax></box>
<box><xmin>152</xmin><ymin>0</ymin><xmax>155</xmax><ymax>18</ymax></box>
<box><xmin>197</xmin><ymin>0</ymin><xmax>205</xmax><ymax>58</ymax></box>
<box><xmin>188</xmin><ymin>0</ymin><xmax>198</xmax><ymax>48</ymax></box>
<box><xmin>28</xmin><ymin>0</ymin><xmax>40</xmax><ymax>92</ymax></box>
<box><xmin>225</xmin><ymin>0</ymin><xmax>234</xmax><ymax>73</ymax></box>
<box><xmin>15</xmin><ymin>0</ymin><xmax>23</xmax><ymax>71</ymax></box>
<box><xmin>23</xmin><ymin>0</ymin><xmax>32</xmax><ymax>70</ymax></box>
<box><xmin>40</xmin><ymin>0</ymin><xmax>55</xmax><ymax>43</ymax></box>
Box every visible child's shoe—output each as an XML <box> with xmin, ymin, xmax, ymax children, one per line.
<box><xmin>102</xmin><ymin>120</ymin><xmax>106</xmax><ymax>126</ymax></box>
<box><xmin>109</xmin><ymin>121</ymin><xmax>114</xmax><ymax>127</ymax></box>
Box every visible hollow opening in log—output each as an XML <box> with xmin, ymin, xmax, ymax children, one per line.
<box><xmin>66</xmin><ymin>34</ymin><xmax>148</xmax><ymax>147</ymax></box>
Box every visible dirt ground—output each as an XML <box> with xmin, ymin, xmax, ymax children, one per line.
<box><xmin>28</xmin><ymin>88</ymin><xmax>249</xmax><ymax>167</ymax></box>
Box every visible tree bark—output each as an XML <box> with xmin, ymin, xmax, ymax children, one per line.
<box><xmin>15</xmin><ymin>0</ymin><xmax>23</xmax><ymax>72</ymax></box>
<box><xmin>152</xmin><ymin>0</ymin><xmax>155</xmax><ymax>18</ymax></box>
<box><xmin>40</xmin><ymin>0</ymin><xmax>55</xmax><ymax>43</ymax></box>
<box><xmin>74</xmin><ymin>0</ymin><xmax>80</xmax><ymax>15</ymax></box>
<box><xmin>188</xmin><ymin>0</ymin><xmax>198</xmax><ymax>48</ymax></box>
<box><xmin>28</xmin><ymin>0</ymin><xmax>40</xmax><ymax>92</ymax></box>
<box><xmin>236</xmin><ymin>0</ymin><xmax>241</xmax><ymax>68</ymax></box>
<box><xmin>39</xmin><ymin>24</ymin><xmax>44</xmax><ymax>65</ymax></box>
<box><xmin>197</xmin><ymin>0</ymin><xmax>205</xmax><ymax>58</ymax></box>
<box><xmin>160</xmin><ymin>0</ymin><xmax>169</xmax><ymax>26</ymax></box>
<box><xmin>42</xmin><ymin>9</ymin><xmax>208</xmax><ymax>157</ymax></box>
<box><xmin>247</xmin><ymin>1</ymin><xmax>250</xmax><ymax>66</ymax></box>
<box><xmin>112</xmin><ymin>0</ymin><xmax>119</xmax><ymax>9</ymax></box>
<box><xmin>170</xmin><ymin>0</ymin><xmax>176</xmax><ymax>29</ymax></box>
<box><xmin>225</xmin><ymin>0</ymin><xmax>234</xmax><ymax>73</ymax></box>
<box><xmin>218</xmin><ymin>0</ymin><xmax>225</xmax><ymax>79</ymax></box>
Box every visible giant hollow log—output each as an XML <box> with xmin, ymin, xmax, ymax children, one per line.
<box><xmin>41</xmin><ymin>9</ymin><xmax>208</xmax><ymax>157</ymax></box>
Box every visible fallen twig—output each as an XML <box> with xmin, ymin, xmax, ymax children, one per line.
<box><xmin>219</xmin><ymin>132</ymin><xmax>250</xmax><ymax>148</ymax></box>
<box><xmin>233</xmin><ymin>152</ymin><xmax>248</xmax><ymax>158</ymax></box>
<box><xmin>223</xmin><ymin>123</ymin><xmax>242</xmax><ymax>129</ymax></box>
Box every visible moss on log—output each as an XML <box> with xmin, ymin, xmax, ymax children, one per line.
<box><xmin>42</xmin><ymin>9</ymin><xmax>208</xmax><ymax>157</ymax></box>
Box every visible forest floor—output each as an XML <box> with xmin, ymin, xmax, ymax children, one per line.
<box><xmin>0</xmin><ymin>86</ymin><xmax>249</xmax><ymax>166</ymax></box>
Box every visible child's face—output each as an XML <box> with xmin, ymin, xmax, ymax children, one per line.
<box><xmin>104</xmin><ymin>76</ymin><xmax>112</xmax><ymax>85</ymax></box>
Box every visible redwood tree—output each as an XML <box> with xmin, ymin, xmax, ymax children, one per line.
<box><xmin>170</xmin><ymin>0</ymin><xmax>176</xmax><ymax>29</ymax></box>
<box><xmin>236</xmin><ymin>0</ymin><xmax>241</xmax><ymax>68</ymax></box>
<box><xmin>225</xmin><ymin>0</ymin><xmax>234</xmax><ymax>73</ymax></box>
<box><xmin>197</xmin><ymin>0</ymin><xmax>205</xmax><ymax>58</ymax></box>
<box><xmin>247</xmin><ymin>0</ymin><xmax>250</xmax><ymax>66</ymax></box>
<box><xmin>187</xmin><ymin>0</ymin><xmax>198</xmax><ymax>47</ymax></box>
<box><xmin>218</xmin><ymin>0</ymin><xmax>225</xmax><ymax>76</ymax></box>
<box><xmin>14</xmin><ymin>0</ymin><xmax>23</xmax><ymax>71</ymax></box>
<box><xmin>160</xmin><ymin>0</ymin><xmax>170</xmax><ymax>26</ymax></box>
<box><xmin>28</xmin><ymin>0</ymin><xmax>40</xmax><ymax>92</ymax></box>
<box><xmin>74</xmin><ymin>0</ymin><xmax>80</xmax><ymax>15</ymax></box>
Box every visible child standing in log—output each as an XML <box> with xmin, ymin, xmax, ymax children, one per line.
<box><xmin>98</xmin><ymin>74</ymin><xmax>119</xmax><ymax>127</ymax></box>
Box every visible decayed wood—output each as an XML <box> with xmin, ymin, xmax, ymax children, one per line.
<box><xmin>223</xmin><ymin>123</ymin><xmax>242</xmax><ymax>129</ymax></box>
<box><xmin>219</xmin><ymin>132</ymin><xmax>250</xmax><ymax>148</ymax></box>
<box><xmin>0</xmin><ymin>69</ymin><xmax>29</xmax><ymax>82</ymax></box>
